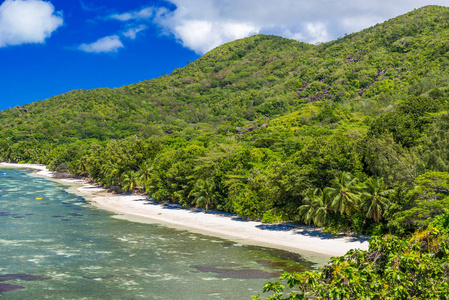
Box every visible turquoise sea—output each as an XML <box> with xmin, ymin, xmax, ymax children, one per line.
<box><xmin>0</xmin><ymin>168</ymin><xmax>318</xmax><ymax>299</ymax></box>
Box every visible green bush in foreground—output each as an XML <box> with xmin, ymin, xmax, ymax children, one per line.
<box><xmin>254</xmin><ymin>228</ymin><xmax>449</xmax><ymax>299</ymax></box>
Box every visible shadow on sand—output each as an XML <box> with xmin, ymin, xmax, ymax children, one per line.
<box><xmin>256</xmin><ymin>224</ymin><xmax>370</xmax><ymax>242</ymax></box>
<box><xmin>136</xmin><ymin>198</ymin><xmax>370</xmax><ymax>243</ymax></box>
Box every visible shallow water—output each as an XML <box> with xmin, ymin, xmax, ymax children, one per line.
<box><xmin>0</xmin><ymin>168</ymin><xmax>318</xmax><ymax>299</ymax></box>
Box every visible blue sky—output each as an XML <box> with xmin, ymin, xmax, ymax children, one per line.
<box><xmin>1</xmin><ymin>0</ymin><xmax>448</xmax><ymax>110</ymax></box>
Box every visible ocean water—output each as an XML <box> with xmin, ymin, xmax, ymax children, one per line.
<box><xmin>0</xmin><ymin>168</ymin><xmax>318</xmax><ymax>299</ymax></box>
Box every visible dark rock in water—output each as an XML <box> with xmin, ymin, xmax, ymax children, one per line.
<box><xmin>0</xmin><ymin>274</ymin><xmax>52</xmax><ymax>281</ymax></box>
<box><xmin>256</xmin><ymin>258</ymin><xmax>306</xmax><ymax>275</ymax></box>
<box><xmin>217</xmin><ymin>263</ymin><xmax>241</xmax><ymax>267</ymax></box>
<box><xmin>68</xmin><ymin>213</ymin><xmax>83</xmax><ymax>217</ymax></box>
<box><xmin>25</xmin><ymin>214</ymin><xmax>34</xmax><ymax>216</ymax></box>
<box><xmin>257</xmin><ymin>260</ymin><xmax>288</xmax><ymax>268</ymax></box>
<box><xmin>52</xmin><ymin>216</ymin><xmax>64</xmax><ymax>218</ymax></box>
<box><xmin>0</xmin><ymin>283</ymin><xmax>25</xmax><ymax>292</ymax></box>
<box><xmin>0</xmin><ymin>212</ymin><xmax>11</xmax><ymax>217</ymax></box>
<box><xmin>13</xmin><ymin>216</ymin><xmax>25</xmax><ymax>219</ymax></box>
<box><xmin>190</xmin><ymin>264</ymin><xmax>279</xmax><ymax>279</ymax></box>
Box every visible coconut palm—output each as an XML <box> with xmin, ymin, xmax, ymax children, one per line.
<box><xmin>121</xmin><ymin>170</ymin><xmax>138</xmax><ymax>193</ymax></box>
<box><xmin>102</xmin><ymin>162</ymin><xmax>120</xmax><ymax>187</ymax></box>
<box><xmin>360</xmin><ymin>177</ymin><xmax>394</xmax><ymax>222</ymax></box>
<box><xmin>299</xmin><ymin>188</ymin><xmax>332</xmax><ymax>227</ymax></box>
<box><xmin>189</xmin><ymin>179</ymin><xmax>215</xmax><ymax>211</ymax></box>
<box><xmin>75</xmin><ymin>158</ymin><xmax>89</xmax><ymax>178</ymax></box>
<box><xmin>137</xmin><ymin>161</ymin><xmax>153</xmax><ymax>192</ymax></box>
<box><xmin>328</xmin><ymin>172</ymin><xmax>361</xmax><ymax>215</ymax></box>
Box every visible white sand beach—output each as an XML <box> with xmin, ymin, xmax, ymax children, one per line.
<box><xmin>0</xmin><ymin>162</ymin><xmax>369</xmax><ymax>261</ymax></box>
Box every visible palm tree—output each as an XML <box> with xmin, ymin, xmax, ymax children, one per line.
<box><xmin>189</xmin><ymin>179</ymin><xmax>215</xmax><ymax>211</ymax></box>
<box><xmin>137</xmin><ymin>161</ymin><xmax>153</xmax><ymax>192</ymax></box>
<box><xmin>101</xmin><ymin>162</ymin><xmax>120</xmax><ymax>187</ymax></box>
<box><xmin>75</xmin><ymin>158</ymin><xmax>89</xmax><ymax>178</ymax></box>
<box><xmin>328</xmin><ymin>172</ymin><xmax>361</xmax><ymax>215</ymax></box>
<box><xmin>360</xmin><ymin>177</ymin><xmax>394</xmax><ymax>222</ymax></box>
<box><xmin>299</xmin><ymin>188</ymin><xmax>332</xmax><ymax>227</ymax></box>
<box><xmin>121</xmin><ymin>170</ymin><xmax>138</xmax><ymax>193</ymax></box>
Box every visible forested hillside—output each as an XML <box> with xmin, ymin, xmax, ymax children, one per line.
<box><xmin>2</xmin><ymin>5</ymin><xmax>449</xmax><ymax>238</ymax></box>
<box><xmin>4</xmin><ymin>5</ymin><xmax>449</xmax><ymax>298</ymax></box>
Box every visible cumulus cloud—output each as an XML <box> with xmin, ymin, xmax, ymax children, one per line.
<box><xmin>153</xmin><ymin>0</ymin><xmax>449</xmax><ymax>54</ymax></box>
<box><xmin>304</xmin><ymin>22</ymin><xmax>331</xmax><ymax>45</ymax></box>
<box><xmin>170</xmin><ymin>20</ymin><xmax>259</xmax><ymax>54</ymax></box>
<box><xmin>0</xmin><ymin>0</ymin><xmax>63</xmax><ymax>47</ymax></box>
<box><xmin>78</xmin><ymin>35</ymin><xmax>123</xmax><ymax>53</ymax></box>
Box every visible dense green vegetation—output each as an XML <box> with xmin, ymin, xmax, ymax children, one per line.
<box><xmin>254</xmin><ymin>225</ymin><xmax>449</xmax><ymax>299</ymax></box>
<box><xmin>3</xmin><ymin>6</ymin><xmax>449</xmax><ymax>297</ymax></box>
<box><xmin>2</xmin><ymin>5</ymin><xmax>449</xmax><ymax>235</ymax></box>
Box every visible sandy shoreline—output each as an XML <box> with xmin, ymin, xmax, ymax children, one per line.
<box><xmin>0</xmin><ymin>162</ymin><xmax>369</xmax><ymax>262</ymax></box>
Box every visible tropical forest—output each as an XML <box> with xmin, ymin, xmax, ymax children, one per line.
<box><xmin>2</xmin><ymin>5</ymin><xmax>449</xmax><ymax>299</ymax></box>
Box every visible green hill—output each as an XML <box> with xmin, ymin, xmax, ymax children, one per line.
<box><xmin>2</xmin><ymin>5</ymin><xmax>449</xmax><ymax>235</ymax></box>
<box><xmin>3</xmin><ymin>6</ymin><xmax>449</xmax><ymax>141</ymax></box>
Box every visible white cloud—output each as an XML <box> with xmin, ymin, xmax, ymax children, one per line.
<box><xmin>78</xmin><ymin>35</ymin><xmax>123</xmax><ymax>53</ymax></box>
<box><xmin>78</xmin><ymin>8</ymin><xmax>151</xmax><ymax>53</ymax></box>
<box><xmin>0</xmin><ymin>0</ymin><xmax>63</xmax><ymax>47</ymax></box>
<box><xmin>110</xmin><ymin>7</ymin><xmax>154</xmax><ymax>22</ymax></box>
<box><xmin>170</xmin><ymin>20</ymin><xmax>259</xmax><ymax>54</ymax></box>
<box><xmin>305</xmin><ymin>22</ymin><xmax>330</xmax><ymax>45</ymax></box>
<box><xmin>153</xmin><ymin>0</ymin><xmax>449</xmax><ymax>54</ymax></box>
<box><xmin>123</xmin><ymin>25</ymin><xmax>147</xmax><ymax>40</ymax></box>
